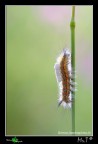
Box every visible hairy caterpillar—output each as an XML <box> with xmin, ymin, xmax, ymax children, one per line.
<box><xmin>54</xmin><ymin>48</ymin><xmax>75</xmax><ymax>108</ymax></box>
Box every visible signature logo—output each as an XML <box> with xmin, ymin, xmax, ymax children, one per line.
<box><xmin>6</xmin><ymin>137</ymin><xmax>23</xmax><ymax>143</ymax></box>
<box><xmin>77</xmin><ymin>137</ymin><xmax>93</xmax><ymax>143</ymax></box>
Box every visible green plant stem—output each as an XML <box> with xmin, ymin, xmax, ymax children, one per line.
<box><xmin>70</xmin><ymin>6</ymin><xmax>75</xmax><ymax>135</ymax></box>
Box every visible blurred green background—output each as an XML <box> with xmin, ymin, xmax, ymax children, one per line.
<box><xmin>6</xmin><ymin>6</ymin><xmax>93</xmax><ymax>136</ymax></box>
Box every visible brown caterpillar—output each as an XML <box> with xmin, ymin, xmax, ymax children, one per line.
<box><xmin>54</xmin><ymin>48</ymin><xmax>75</xmax><ymax>108</ymax></box>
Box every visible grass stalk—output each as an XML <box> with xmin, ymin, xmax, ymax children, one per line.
<box><xmin>70</xmin><ymin>5</ymin><xmax>75</xmax><ymax>135</ymax></box>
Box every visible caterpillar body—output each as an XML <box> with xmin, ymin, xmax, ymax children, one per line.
<box><xmin>54</xmin><ymin>48</ymin><xmax>75</xmax><ymax>109</ymax></box>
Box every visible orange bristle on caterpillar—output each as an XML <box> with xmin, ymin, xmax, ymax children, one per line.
<box><xmin>54</xmin><ymin>48</ymin><xmax>75</xmax><ymax>109</ymax></box>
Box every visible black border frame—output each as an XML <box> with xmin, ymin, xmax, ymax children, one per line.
<box><xmin>0</xmin><ymin>3</ymin><xmax>94</xmax><ymax>144</ymax></box>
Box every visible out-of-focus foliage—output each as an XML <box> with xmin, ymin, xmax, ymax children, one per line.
<box><xmin>6</xmin><ymin>6</ymin><xmax>92</xmax><ymax>136</ymax></box>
